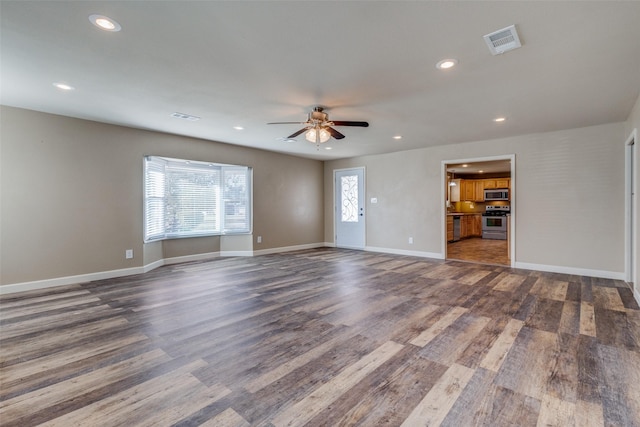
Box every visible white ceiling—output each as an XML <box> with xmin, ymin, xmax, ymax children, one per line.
<box><xmin>2</xmin><ymin>1</ymin><xmax>639</xmax><ymax>161</ymax></box>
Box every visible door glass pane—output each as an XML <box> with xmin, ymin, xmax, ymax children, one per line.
<box><xmin>341</xmin><ymin>175</ymin><xmax>358</xmax><ymax>222</ymax></box>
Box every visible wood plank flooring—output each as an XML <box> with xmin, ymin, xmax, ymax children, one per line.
<box><xmin>1</xmin><ymin>248</ymin><xmax>638</xmax><ymax>426</ymax></box>
<box><xmin>447</xmin><ymin>237</ymin><xmax>510</xmax><ymax>266</ymax></box>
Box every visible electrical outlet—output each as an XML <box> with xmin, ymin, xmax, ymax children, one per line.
<box><xmin>408</xmin><ymin>237</ymin><xmax>413</xmax><ymax>244</ymax></box>
<box><xmin>257</xmin><ymin>236</ymin><xmax>262</xmax><ymax>243</ymax></box>
<box><xmin>125</xmin><ymin>249</ymin><xmax>133</xmax><ymax>259</ymax></box>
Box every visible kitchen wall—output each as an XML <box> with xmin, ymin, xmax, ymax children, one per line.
<box><xmin>0</xmin><ymin>106</ymin><xmax>324</xmax><ymax>289</ymax></box>
<box><xmin>324</xmin><ymin>122</ymin><xmax>626</xmax><ymax>278</ymax></box>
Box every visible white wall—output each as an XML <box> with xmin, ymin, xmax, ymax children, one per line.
<box><xmin>0</xmin><ymin>107</ymin><xmax>325</xmax><ymax>290</ymax></box>
<box><xmin>325</xmin><ymin>122</ymin><xmax>626</xmax><ymax>279</ymax></box>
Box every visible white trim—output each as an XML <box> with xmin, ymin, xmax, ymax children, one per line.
<box><xmin>1</xmin><ymin>244</ymin><xmax>630</xmax><ymax>295</ymax></box>
<box><xmin>253</xmin><ymin>242</ymin><xmax>326</xmax><ymax>256</ymax></box>
<box><xmin>635</xmin><ymin>287</ymin><xmax>640</xmax><ymax>307</ymax></box>
<box><xmin>0</xmin><ymin>266</ymin><xmax>146</xmax><ymax>295</ymax></box>
<box><xmin>514</xmin><ymin>262</ymin><xmax>625</xmax><ymax>281</ymax></box>
<box><xmin>624</xmin><ymin>128</ymin><xmax>637</xmax><ymax>286</ymax></box>
<box><xmin>143</xmin><ymin>259</ymin><xmax>165</xmax><ymax>273</ymax></box>
<box><xmin>0</xmin><ymin>244</ymin><xmax>327</xmax><ymax>295</ymax></box>
<box><xmin>365</xmin><ymin>245</ymin><xmax>443</xmax><ymax>259</ymax></box>
<box><xmin>441</xmin><ymin>154</ymin><xmax>516</xmax><ymax>266</ymax></box>
<box><xmin>163</xmin><ymin>251</ymin><xmax>220</xmax><ymax>265</ymax></box>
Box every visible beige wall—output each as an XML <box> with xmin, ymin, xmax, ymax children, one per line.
<box><xmin>0</xmin><ymin>106</ymin><xmax>324</xmax><ymax>286</ymax></box>
<box><xmin>325</xmin><ymin>122</ymin><xmax>626</xmax><ymax>277</ymax></box>
<box><xmin>624</xmin><ymin>94</ymin><xmax>640</xmax><ymax>299</ymax></box>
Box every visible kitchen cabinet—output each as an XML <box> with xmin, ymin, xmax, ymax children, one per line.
<box><xmin>496</xmin><ymin>178</ymin><xmax>510</xmax><ymax>189</ymax></box>
<box><xmin>462</xmin><ymin>180</ymin><xmax>476</xmax><ymax>201</ymax></box>
<box><xmin>449</xmin><ymin>179</ymin><xmax>461</xmax><ymax>202</ymax></box>
<box><xmin>456</xmin><ymin>214</ymin><xmax>482</xmax><ymax>239</ymax></box>
<box><xmin>483</xmin><ymin>180</ymin><xmax>496</xmax><ymax>189</ymax></box>
<box><xmin>447</xmin><ymin>216</ymin><xmax>453</xmax><ymax>241</ymax></box>
<box><xmin>474</xmin><ymin>181</ymin><xmax>485</xmax><ymax>201</ymax></box>
<box><xmin>460</xmin><ymin>216</ymin><xmax>468</xmax><ymax>238</ymax></box>
<box><xmin>463</xmin><ymin>214</ymin><xmax>482</xmax><ymax>238</ymax></box>
<box><xmin>458</xmin><ymin>178</ymin><xmax>510</xmax><ymax>201</ymax></box>
<box><xmin>472</xmin><ymin>214</ymin><xmax>482</xmax><ymax>236</ymax></box>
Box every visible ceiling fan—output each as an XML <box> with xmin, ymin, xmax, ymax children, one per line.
<box><xmin>268</xmin><ymin>106</ymin><xmax>369</xmax><ymax>144</ymax></box>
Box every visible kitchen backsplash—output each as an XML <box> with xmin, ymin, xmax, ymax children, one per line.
<box><xmin>450</xmin><ymin>201</ymin><xmax>509</xmax><ymax>213</ymax></box>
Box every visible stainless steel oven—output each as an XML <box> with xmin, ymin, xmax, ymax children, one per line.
<box><xmin>482</xmin><ymin>206</ymin><xmax>509</xmax><ymax>240</ymax></box>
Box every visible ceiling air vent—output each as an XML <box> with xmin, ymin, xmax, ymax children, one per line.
<box><xmin>483</xmin><ymin>25</ymin><xmax>522</xmax><ymax>55</ymax></box>
<box><xmin>171</xmin><ymin>112</ymin><xmax>200</xmax><ymax>121</ymax></box>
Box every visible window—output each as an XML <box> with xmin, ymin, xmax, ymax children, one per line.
<box><xmin>144</xmin><ymin>156</ymin><xmax>251</xmax><ymax>242</ymax></box>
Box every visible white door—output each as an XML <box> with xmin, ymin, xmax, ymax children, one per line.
<box><xmin>335</xmin><ymin>168</ymin><xmax>365</xmax><ymax>249</ymax></box>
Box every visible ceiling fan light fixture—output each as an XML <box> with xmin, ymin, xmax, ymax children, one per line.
<box><xmin>305</xmin><ymin>128</ymin><xmax>331</xmax><ymax>144</ymax></box>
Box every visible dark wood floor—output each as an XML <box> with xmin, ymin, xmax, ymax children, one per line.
<box><xmin>447</xmin><ymin>237</ymin><xmax>510</xmax><ymax>266</ymax></box>
<box><xmin>1</xmin><ymin>248</ymin><xmax>638</xmax><ymax>426</ymax></box>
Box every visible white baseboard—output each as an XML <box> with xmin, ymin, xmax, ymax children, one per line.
<box><xmin>253</xmin><ymin>242</ymin><xmax>327</xmax><ymax>256</ymax></box>
<box><xmin>0</xmin><ymin>266</ymin><xmax>146</xmax><ymax>295</ymax></box>
<box><xmin>163</xmin><ymin>251</ymin><xmax>220</xmax><ymax>265</ymax></box>
<box><xmin>1</xmin><ymin>246</ymin><xmax>628</xmax><ymax>295</ymax></box>
<box><xmin>365</xmin><ymin>246</ymin><xmax>444</xmax><ymax>259</ymax></box>
<box><xmin>514</xmin><ymin>262</ymin><xmax>625</xmax><ymax>281</ymax></box>
<box><xmin>0</xmin><ymin>244</ymin><xmax>327</xmax><ymax>295</ymax></box>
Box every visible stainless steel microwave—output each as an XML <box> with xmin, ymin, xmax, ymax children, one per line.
<box><xmin>484</xmin><ymin>188</ymin><xmax>509</xmax><ymax>201</ymax></box>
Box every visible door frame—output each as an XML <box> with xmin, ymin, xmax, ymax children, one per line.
<box><xmin>333</xmin><ymin>167</ymin><xmax>366</xmax><ymax>249</ymax></box>
<box><xmin>625</xmin><ymin>128</ymin><xmax>637</xmax><ymax>288</ymax></box>
<box><xmin>441</xmin><ymin>154</ymin><xmax>516</xmax><ymax>267</ymax></box>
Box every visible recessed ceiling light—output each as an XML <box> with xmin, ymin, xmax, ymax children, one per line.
<box><xmin>493</xmin><ymin>117</ymin><xmax>506</xmax><ymax>122</ymax></box>
<box><xmin>479</xmin><ymin>170</ymin><xmax>484</xmax><ymax>173</ymax></box>
<box><xmin>325</xmin><ymin>147</ymin><xmax>333</xmax><ymax>150</ymax></box>
<box><xmin>89</xmin><ymin>14</ymin><xmax>121</xmax><ymax>32</ymax></box>
<box><xmin>436</xmin><ymin>59</ymin><xmax>458</xmax><ymax>70</ymax></box>
<box><xmin>53</xmin><ymin>83</ymin><xmax>74</xmax><ymax>91</ymax></box>
<box><xmin>233</xmin><ymin>126</ymin><xmax>244</xmax><ymax>130</ymax></box>
<box><xmin>393</xmin><ymin>135</ymin><xmax>402</xmax><ymax>140</ymax></box>
<box><xmin>462</xmin><ymin>164</ymin><xmax>468</xmax><ymax>168</ymax></box>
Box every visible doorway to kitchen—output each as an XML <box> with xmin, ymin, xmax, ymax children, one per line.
<box><xmin>625</xmin><ymin>129</ymin><xmax>636</xmax><ymax>288</ymax></box>
<box><xmin>442</xmin><ymin>156</ymin><xmax>515</xmax><ymax>267</ymax></box>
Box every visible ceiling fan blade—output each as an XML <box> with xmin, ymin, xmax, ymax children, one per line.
<box><xmin>331</xmin><ymin>121</ymin><xmax>369</xmax><ymax>127</ymax></box>
<box><xmin>325</xmin><ymin>126</ymin><xmax>345</xmax><ymax>140</ymax></box>
<box><xmin>267</xmin><ymin>121</ymin><xmax>308</xmax><ymax>125</ymax></box>
<box><xmin>287</xmin><ymin>128</ymin><xmax>309</xmax><ymax>138</ymax></box>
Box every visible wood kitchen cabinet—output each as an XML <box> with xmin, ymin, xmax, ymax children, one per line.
<box><xmin>472</xmin><ymin>214</ymin><xmax>482</xmax><ymax>236</ymax></box>
<box><xmin>462</xmin><ymin>180</ymin><xmax>476</xmax><ymax>201</ymax></box>
<box><xmin>483</xmin><ymin>180</ymin><xmax>496</xmax><ymax>189</ymax></box>
<box><xmin>457</xmin><ymin>214</ymin><xmax>482</xmax><ymax>238</ymax></box>
<box><xmin>447</xmin><ymin>216</ymin><xmax>453</xmax><ymax>241</ymax></box>
<box><xmin>495</xmin><ymin>178</ymin><xmax>510</xmax><ymax>189</ymax></box>
<box><xmin>458</xmin><ymin>178</ymin><xmax>510</xmax><ymax>201</ymax></box>
<box><xmin>474</xmin><ymin>181</ymin><xmax>485</xmax><ymax>201</ymax></box>
<box><xmin>460</xmin><ymin>215</ymin><xmax>468</xmax><ymax>238</ymax></box>
<box><xmin>462</xmin><ymin>214</ymin><xmax>482</xmax><ymax>238</ymax></box>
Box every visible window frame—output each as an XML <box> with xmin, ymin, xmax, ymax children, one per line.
<box><xmin>143</xmin><ymin>156</ymin><xmax>252</xmax><ymax>243</ymax></box>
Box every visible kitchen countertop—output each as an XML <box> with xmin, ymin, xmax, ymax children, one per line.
<box><xmin>447</xmin><ymin>212</ymin><xmax>482</xmax><ymax>216</ymax></box>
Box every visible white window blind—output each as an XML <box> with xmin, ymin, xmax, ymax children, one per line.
<box><xmin>144</xmin><ymin>156</ymin><xmax>251</xmax><ymax>242</ymax></box>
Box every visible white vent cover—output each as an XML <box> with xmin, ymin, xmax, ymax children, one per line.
<box><xmin>483</xmin><ymin>25</ymin><xmax>522</xmax><ymax>55</ymax></box>
<box><xmin>171</xmin><ymin>112</ymin><xmax>200</xmax><ymax>121</ymax></box>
